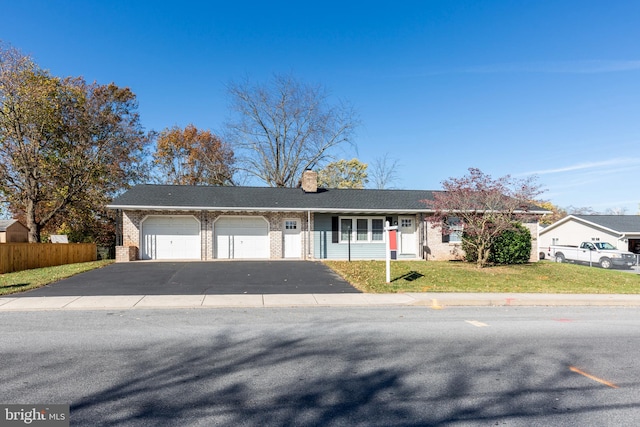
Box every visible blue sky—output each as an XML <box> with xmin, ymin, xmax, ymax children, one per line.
<box><xmin>2</xmin><ymin>0</ymin><xmax>639</xmax><ymax>213</ymax></box>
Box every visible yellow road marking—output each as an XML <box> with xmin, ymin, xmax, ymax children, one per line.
<box><xmin>569</xmin><ymin>366</ymin><xmax>619</xmax><ymax>389</ymax></box>
<box><xmin>431</xmin><ymin>299</ymin><xmax>443</xmax><ymax>309</ymax></box>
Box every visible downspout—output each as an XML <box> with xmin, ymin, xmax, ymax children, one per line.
<box><xmin>537</xmin><ymin>222</ymin><xmax>541</xmax><ymax>261</ymax></box>
<box><xmin>115</xmin><ymin>209</ymin><xmax>123</xmax><ymax>246</ymax></box>
<box><xmin>202</xmin><ymin>210</ymin><xmax>207</xmax><ymax>261</ymax></box>
<box><xmin>307</xmin><ymin>210</ymin><xmax>312</xmax><ymax>259</ymax></box>
<box><xmin>419</xmin><ymin>213</ymin><xmax>425</xmax><ymax>260</ymax></box>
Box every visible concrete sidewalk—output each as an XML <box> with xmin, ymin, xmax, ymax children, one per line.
<box><xmin>1</xmin><ymin>292</ymin><xmax>640</xmax><ymax>311</ymax></box>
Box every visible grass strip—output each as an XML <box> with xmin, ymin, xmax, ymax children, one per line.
<box><xmin>324</xmin><ymin>260</ymin><xmax>640</xmax><ymax>294</ymax></box>
<box><xmin>0</xmin><ymin>260</ymin><xmax>114</xmax><ymax>295</ymax></box>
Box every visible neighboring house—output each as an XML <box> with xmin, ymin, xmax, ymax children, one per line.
<box><xmin>0</xmin><ymin>220</ymin><xmax>29</xmax><ymax>243</ymax></box>
<box><xmin>108</xmin><ymin>171</ymin><xmax>546</xmax><ymax>262</ymax></box>
<box><xmin>538</xmin><ymin>215</ymin><xmax>640</xmax><ymax>257</ymax></box>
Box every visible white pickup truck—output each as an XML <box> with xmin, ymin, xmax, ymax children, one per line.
<box><xmin>548</xmin><ymin>242</ymin><xmax>636</xmax><ymax>269</ymax></box>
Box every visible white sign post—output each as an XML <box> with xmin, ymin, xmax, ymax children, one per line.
<box><xmin>384</xmin><ymin>221</ymin><xmax>398</xmax><ymax>283</ymax></box>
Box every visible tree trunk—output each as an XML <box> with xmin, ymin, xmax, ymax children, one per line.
<box><xmin>476</xmin><ymin>245</ymin><xmax>485</xmax><ymax>268</ymax></box>
<box><xmin>25</xmin><ymin>199</ymin><xmax>40</xmax><ymax>243</ymax></box>
<box><xmin>476</xmin><ymin>243</ymin><xmax>491</xmax><ymax>268</ymax></box>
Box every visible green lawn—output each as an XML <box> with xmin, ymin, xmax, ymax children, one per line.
<box><xmin>0</xmin><ymin>260</ymin><xmax>114</xmax><ymax>295</ymax></box>
<box><xmin>324</xmin><ymin>260</ymin><xmax>640</xmax><ymax>294</ymax></box>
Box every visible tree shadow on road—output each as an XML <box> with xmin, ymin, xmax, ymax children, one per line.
<box><xmin>1</xmin><ymin>314</ymin><xmax>637</xmax><ymax>426</ymax></box>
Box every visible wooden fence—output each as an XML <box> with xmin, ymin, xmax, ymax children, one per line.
<box><xmin>0</xmin><ymin>243</ymin><xmax>97</xmax><ymax>274</ymax></box>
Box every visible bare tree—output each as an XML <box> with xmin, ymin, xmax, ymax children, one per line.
<box><xmin>604</xmin><ymin>207</ymin><xmax>628</xmax><ymax>215</ymax></box>
<box><xmin>369</xmin><ymin>154</ymin><xmax>400</xmax><ymax>189</ymax></box>
<box><xmin>225</xmin><ymin>74</ymin><xmax>359</xmax><ymax>187</ymax></box>
<box><xmin>565</xmin><ymin>206</ymin><xmax>598</xmax><ymax>215</ymax></box>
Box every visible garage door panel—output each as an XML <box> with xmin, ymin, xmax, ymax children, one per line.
<box><xmin>216</xmin><ymin>227</ymin><xmax>268</xmax><ymax>237</ymax></box>
<box><xmin>142</xmin><ymin>216</ymin><xmax>201</xmax><ymax>260</ymax></box>
<box><xmin>215</xmin><ymin>217</ymin><xmax>269</xmax><ymax>259</ymax></box>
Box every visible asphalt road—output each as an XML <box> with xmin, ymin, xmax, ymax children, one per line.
<box><xmin>1</xmin><ymin>306</ymin><xmax>639</xmax><ymax>426</ymax></box>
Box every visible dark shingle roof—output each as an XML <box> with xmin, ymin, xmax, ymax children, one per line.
<box><xmin>574</xmin><ymin>215</ymin><xmax>640</xmax><ymax>233</ymax></box>
<box><xmin>108</xmin><ymin>185</ymin><xmax>438</xmax><ymax>212</ymax></box>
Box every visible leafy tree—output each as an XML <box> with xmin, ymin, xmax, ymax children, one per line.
<box><xmin>226</xmin><ymin>74</ymin><xmax>359</xmax><ymax>187</ymax></box>
<box><xmin>153</xmin><ymin>124</ymin><xmax>234</xmax><ymax>185</ymax></box>
<box><xmin>535</xmin><ymin>200</ymin><xmax>567</xmax><ymax>225</ymax></box>
<box><xmin>426</xmin><ymin>168</ymin><xmax>543</xmax><ymax>268</ymax></box>
<box><xmin>317</xmin><ymin>159</ymin><xmax>368</xmax><ymax>188</ymax></box>
<box><xmin>0</xmin><ymin>43</ymin><xmax>149</xmax><ymax>242</ymax></box>
<box><xmin>39</xmin><ymin>204</ymin><xmax>116</xmax><ymax>246</ymax></box>
<box><xmin>0</xmin><ymin>199</ymin><xmax>9</xmax><ymax>219</ymax></box>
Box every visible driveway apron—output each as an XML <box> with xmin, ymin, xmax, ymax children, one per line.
<box><xmin>14</xmin><ymin>261</ymin><xmax>360</xmax><ymax>296</ymax></box>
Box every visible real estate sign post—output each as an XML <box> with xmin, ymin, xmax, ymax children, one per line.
<box><xmin>385</xmin><ymin>221</ymin><xmax>398</xmax><ymax>283</ymax></box>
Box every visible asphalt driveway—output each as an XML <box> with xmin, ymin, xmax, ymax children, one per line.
<box><xmin>17</xmin><ymin>261</ymin><xmax>360</xmax><ymax>296</ymax></box>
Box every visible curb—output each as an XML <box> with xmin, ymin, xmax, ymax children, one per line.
<box><xmin>1</xmin><ymin>293</ymin><xmax>640</xmax><ymax>311</ymax></box>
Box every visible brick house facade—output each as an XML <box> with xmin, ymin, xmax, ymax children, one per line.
<box><xmin>117</xmin><ymin>210</ymin><xmax>313</xmax><ymax>261</ymax></box>
<box><xmin>109</xmin><ymin>172</ymin><xmax>545</xmax><ymax>262</ymax></box>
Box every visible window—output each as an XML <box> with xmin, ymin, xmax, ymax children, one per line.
<box><xmin>341</xmin><ymin>218</ymin><xmax>352</xmax><ymax>241</ymax></box>
<box><xmin>372</xmin><ymin>219</ymin><xmax>383</xmax><ymax>241</ymax></box>
<box><xmin>357</xmin><ymin>219</ymin><xmax>368</xmax><ymax>241</ymax></box>
<box><xmin>447</xmin><ymin>217</ymin><xmax>463</xmax><ymax>243</ymax></box>
<box><xmin>339</xmin><ymin>216</ymin><xmax>385</xmax><ymax>243</ymax></box>
<box><xmin>401</xmin><ymin>218</ymin><xmax>412</xmax><ymax>228</ymax></box>
<box><xmin>285</xmin><ymin>220</ymin><xmax>297</xmax><ymax>230</ymax></box>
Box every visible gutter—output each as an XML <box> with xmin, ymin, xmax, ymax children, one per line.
<box><xmin>106</xmin><ymin>204</ymin><xmax>433</xmax><ymax>214</ymax></box>
<box><xmin>107</xmin><ymin>204</ymin><xmax>549</xmax><ymax>216</ymax></box>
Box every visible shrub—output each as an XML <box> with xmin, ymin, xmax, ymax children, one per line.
<box><xmin>489</xmin><ymin>223</ymin><xmax>532</xmax><ymax>264</ymax></box>
<box><xmin>463</xmin><ymin>223</ymin><xmax>532</xmax><ymax>265</ymax></box>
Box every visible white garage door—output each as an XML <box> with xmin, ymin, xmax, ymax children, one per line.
<box><xmin>142</xmin><ymin>216</ymin><xmax>201</xmax><ymax>260</ymax></box>
<box><xmin>215</xmin><ymin>216</ymin><xmax>269</xmax><ymax>259</ymax></box>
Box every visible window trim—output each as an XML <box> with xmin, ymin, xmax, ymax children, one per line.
<box><xmin>338</xmin><ymin>216</ymin><xmax>386</xmax><ymax>244</ymax></box>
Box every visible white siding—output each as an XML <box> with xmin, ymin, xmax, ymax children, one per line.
<box><xmin>539</xmin><ymin>219</ymin><xmax>621</xmax><ymax>253</ymax></box>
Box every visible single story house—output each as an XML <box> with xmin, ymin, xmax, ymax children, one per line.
<box><xmin>0</xmin><ymin>219</ymin><xmax>29</xmax><ymax>243</ymax></box>
<box><xmin>108</xmin><ymin>171</ymin><xmax>546</xmax><ymax>262</ymax></box>
<box><xmin>538</xmin><ymin>214</ymin><xmax>640</xmax><ymax>257</ymax></box>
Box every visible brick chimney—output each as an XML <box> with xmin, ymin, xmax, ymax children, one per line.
<box><xmin>301</xmin><ymin>169</ymin><xmax>318</xmax><ymax>193</ymax></box>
